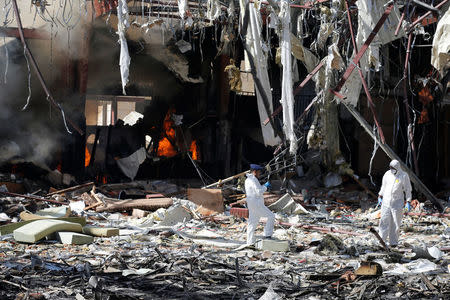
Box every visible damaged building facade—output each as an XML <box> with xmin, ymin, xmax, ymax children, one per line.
<box><xmin>0</xmin><ymin>0</ymin><xmax>450</xmax><ymax>299</ymax></box>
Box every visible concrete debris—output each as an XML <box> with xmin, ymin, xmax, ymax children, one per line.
<box><xmin>158</xmin><ymin>205</ymin><xmax>192</xmax><ymax>226</ymax></box>
<box><xmin>132</xmin><ymin>208</ymin><xmax>149</xmax><ymax>218</ymax></box>
<box><xmin>255</xmin><ymin>239</ymin><xmax>290</xmax><ymax>252</ymax></box>
<box><xmin>323</xmin><ymin>172</ymin><xmax>342</xmax><ymax>188</ymax></box>
<box><xmin>258</xmin><ymin>283</ymin><xmax>281</xmax><ymax>300</ymax></box>
<box><xmin>57</xmin><ymin>232</ymin><xmax>94</xmax><ymax>245</ymax></box>
<box><xmin>316</xmin><ymin>234</ymin><xmax>346</xmax><ymax>255</ymax></box>
<box><xmin>1</xmin><ymin>1</ymin><xmax>450</xmax><ymax>298</ymax></box>
<box><xmin>268</xmin><ymin>193</ymin><xmax>310</xmax><ymax>215</ymax></box>
<box><xmin>0</xmin><ymin>179</ymin><xmax>449</xmax><ymax>298</ymax></box>
<box><xmin>82</xmin><ymin>226</ymin><xmax>119</xmax><ymax>237</ymax></box>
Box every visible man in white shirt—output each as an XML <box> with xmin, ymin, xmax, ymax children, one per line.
<box><xmin>245</xmin><ymin>164</ymin><xmax>274</xmax><ymax>245</ymax></box>
<box><xmin>378</xmin><ymin>160</ymin><xmax>412</xmax><ymax>247</ymax></box>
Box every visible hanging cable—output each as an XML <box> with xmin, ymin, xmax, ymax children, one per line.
<box><xmin>22</xmin><ymin>46</ymin><xmax>32</xmax><ymax>110</ymax></box>
<box><xmin>368</xmin><ymin>125</ymin><xmax>380</xmax><ymax>186</ymax></box>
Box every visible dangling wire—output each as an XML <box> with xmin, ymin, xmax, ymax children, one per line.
<box><xmin>3</xmin><ymin>36</ymin><xmax>9</xmax><ymax>84</ymax></box>
<box><xmin>179</xmin><ymin>128</ymin><xmax>207</xmax><ymax>186</ymax></box>
<box><xmin>57</xmin><ymin>102</ymin><xmax>72</xmax><ymax>134</ymax></box>
<box><xmin>368</xmin><ymin>125</ymin><xmax>380</xmax><ymax>186</ymax></box>
<box><xmin>22</xmin><ymin>46</ymin><xmax>32</xmax><ymax>111</ymax></box>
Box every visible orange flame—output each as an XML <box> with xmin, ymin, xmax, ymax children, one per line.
<box><xmin>85</xmin><ymin>147</ymin><xmax>91</xmax><ymax>167</ymax></box>
<box><xmin>190</xmin><ymin>140</ymin><xmax>199</xmax><ymax>161</ymax></box>
<box><xmin>157</xmin><ymin>108</ymin><xmax>178</xmax><ymax>158</ymax></box>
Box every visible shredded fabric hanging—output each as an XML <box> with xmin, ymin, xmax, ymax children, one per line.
<box><xmin>117</xmin><ymin>0</ymin><xmax>131</xmax><ymax>95</ymax></box>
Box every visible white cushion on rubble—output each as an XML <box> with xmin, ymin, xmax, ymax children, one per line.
<box><xmin>13</xmin><ymin>219</ymin><xmax>83</xmax><ymax>243</ymax></box>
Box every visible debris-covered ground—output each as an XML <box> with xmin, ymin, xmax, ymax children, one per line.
<box><xmin>1</xmin><ymin>175</ymin><xmax>449</xmax><ymax>300</ymax></box>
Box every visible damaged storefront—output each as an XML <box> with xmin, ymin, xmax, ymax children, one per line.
<box><xmin>1</xmin><ymin>0</ymin><xmax>450</xmax><ymax>299</ymax></box>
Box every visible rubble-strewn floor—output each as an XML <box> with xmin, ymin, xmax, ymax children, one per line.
<box><xmin>1</xmin><ymin>193</ymin><xmax>449</xmax><ymax>299</ymax></box>
<box><xmin>0</xmin><ymin>177</ymin><xmax>448</xmax><ymax>299</ymax></box>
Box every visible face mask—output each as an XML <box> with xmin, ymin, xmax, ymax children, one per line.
<box><xmin>390</xmin><ymin>168</ymin><xmax>397</xmax><ymax>175</ymax></box>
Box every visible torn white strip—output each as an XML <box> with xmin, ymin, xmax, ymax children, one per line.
<box><xmin>177</xmin><ymin>0</ymin><xmax>188</xmax><ymax>19</ymax></box>
<box><xmin>117</xmin><ymin>0</ymin><xmax>131</xmax><ymax>95</ymax></box>
<box><xmin>431</xmin><ymin>7</ymin><xmax>450</xmax><ymax>75</ymax></box>
<box><xmin>279</xmin><ymin>0</ymin><xmax>296</xmax><ymax>154</ymax></box>
<box><xmin>239</xmin><ymin>0</ymin><xmax>280</xmax><ymax>146</ymax></box>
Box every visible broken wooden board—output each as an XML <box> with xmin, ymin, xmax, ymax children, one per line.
<box><xmin>96</xmin><ymin>198</ymin><xmax>173</xmax><ymax>213</ymax></box>
<box><xmin>57</xmin><ymin>232</ymin><xmax>94</xmax><ymax>245</ymax></box>
<box><xmin>13</xmin><ymin>219</ymin><xmax>83</xmax><ymax>243</ymax></box>
<box><xmin>20</xmin><ymin>206</ymin><xmax>71</xmax><ymax>221</ymax></box>
<box><xmin>187</xmin><ymin>188</ymin><xmax>224</xmax><ymax>213</ymax></box>
<box><xmin>82</xmin><ymin>226</ymin><xmax>119</xmax><ymax>237</ymax></box>
<box><xmin>46</xmin><ymin>182</ymin><xmax>94</xmax><ymax>196</ymax></box>
<box><xmin>0</xmin><ymin>217</ymin><xmax>86</xmax><ymax>235</ymax></box>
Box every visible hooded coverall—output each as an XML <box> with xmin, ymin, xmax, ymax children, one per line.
<box><xmin>245</xmin><ymin>173</ymin><xmax>275</xmax><ymax>245</ymax></box>
<box><xmin>378</xmin><ymin>160</ymin><xmax>412</xmax><ymax>246</ymax></box>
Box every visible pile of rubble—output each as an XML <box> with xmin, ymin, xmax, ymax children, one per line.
<box><xmin>0</xmin><ymin>173</ymin><xmax>449</xmax><ymax>299</ymax></box>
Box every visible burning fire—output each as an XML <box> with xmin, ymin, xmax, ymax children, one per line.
<box><xmin>157</xmin><ymin>108</ymin><xmax>178</xmax><ymax>158</ymax></box>
<box><xmin>156</xmin><ymin>108</ymin><xmax>200</xmax><ymax>160</ymax></box>
<box><xmin>85</xmin><ymin>147</ymin><xmax>91</xmax><ymax>167</ymax></box>
<box><xmin>190</xmin><ymin>140</ymin><xmax>199</xmax><ymax>161</ymax></box>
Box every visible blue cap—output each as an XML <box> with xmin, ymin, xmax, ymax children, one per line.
<box><xmin>250</xmin><ymin>164</ymin><xmax>264</xmax><ymax>171</ymax></box>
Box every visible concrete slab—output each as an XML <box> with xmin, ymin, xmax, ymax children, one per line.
<box><xmin>13</xmin><ymin>219</ymin><xmax>83</xmax><ymax>243</ymax></box>
<box><xmin>159</xmin><ymin>205</ymin><xmax>192</xmax><ymax>226</ymax></box>
<box><xmin>82</xmin><ymin>226</ymin><xmax>119</xmax><ymax>237</ymax></box>
<box><xmin>255</xmin><ymin>239</ymin><xmax>290</xmax><ymax>252</ymax></box>
<box><xmin>268</xmin><ymin>193</ymin><xmax>309</xmax><ymax>215</ymax></box>
<box><xmin>268</xmin><ymin>194</ymin><xmax>292</xmax><ymax>212</ymax></box>
<box><xmin>57</xmin><ymin>232</ymin><xmax>94</xmax><ymax>245</ymax></box>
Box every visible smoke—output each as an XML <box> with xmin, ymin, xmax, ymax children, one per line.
<box><xmin>0</xmin><ymin>38</ymin><xmax>61</xmax><ymax>168</ymax></box>
<box><xmin>0</xmin><ymin>0</ymin><xmax>92</xmax><ymax>168</ymax></box>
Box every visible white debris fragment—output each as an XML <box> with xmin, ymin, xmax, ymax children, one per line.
<box><xmin>177</xmin><ymin>0</ymin><xmax>188</xmax><ymax>20</ymax></box>
<box><xmin>69</xmin><ymin>201</ymin><xmax>86</xmax><ymax>214</ymax></box>
<box><xmin>175</xmin><ymin>39</ymin><xmax>192</xmax><ymax>54</ymax></box>
<box><xmin>356</xmin><ymin>0</ymin><xmax>404</xmax><ymax>73</ymax></box>
<box><xmin>239</xmin><ymin>0</ymin><xmax>279</xmax><ymax>147</ymax></box>
<box><xmin>431</xmin><ymin>7</ymin><xmax>450</xmax><ymax>75</ymax></box>
<box><xmin>323</xmin><ymin>172</ymin><xmax>342</xmax><ymax>188</ymax></box>
<box><xmin>116</xmin><ymin>147</ymin><xmax>147</xmax><ymax>181</ymax></box>
<box><xmin>117</xmin><ymin>0</ymin><xmax>131</xmax><ymax>95</ymax></box>
<box><xmin>0</xmin><ymin>212</ymin><xmax>11</xmax><ymax>222</ymax></box>
<box><xmin>207</xmin><ymin>0</ymin><xmax>221</xmax><ymax>21</ymax></box>
<box><xmin>258</xmin><ymin>282</ymin><xmax>281</xmax><ymax>300</ymax></box>
<box><xmin>427</xmin><ymin>246</ymin><xmax>443</xmax><ymax>261</ymax></box>
<box><xmin>279</xmin><ymin>0</ymin><xmax>297</xmax><ymax>155</ymax></box>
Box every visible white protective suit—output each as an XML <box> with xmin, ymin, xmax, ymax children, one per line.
<box><xmin>245</xmin><ymin>173</ymin><xmax>275</xmax><ymax>245</ymax></box>
<box><xmin>378</xmin><ymin>160</ymin><xmax>412</xmax><ymax>246</ymax></box>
